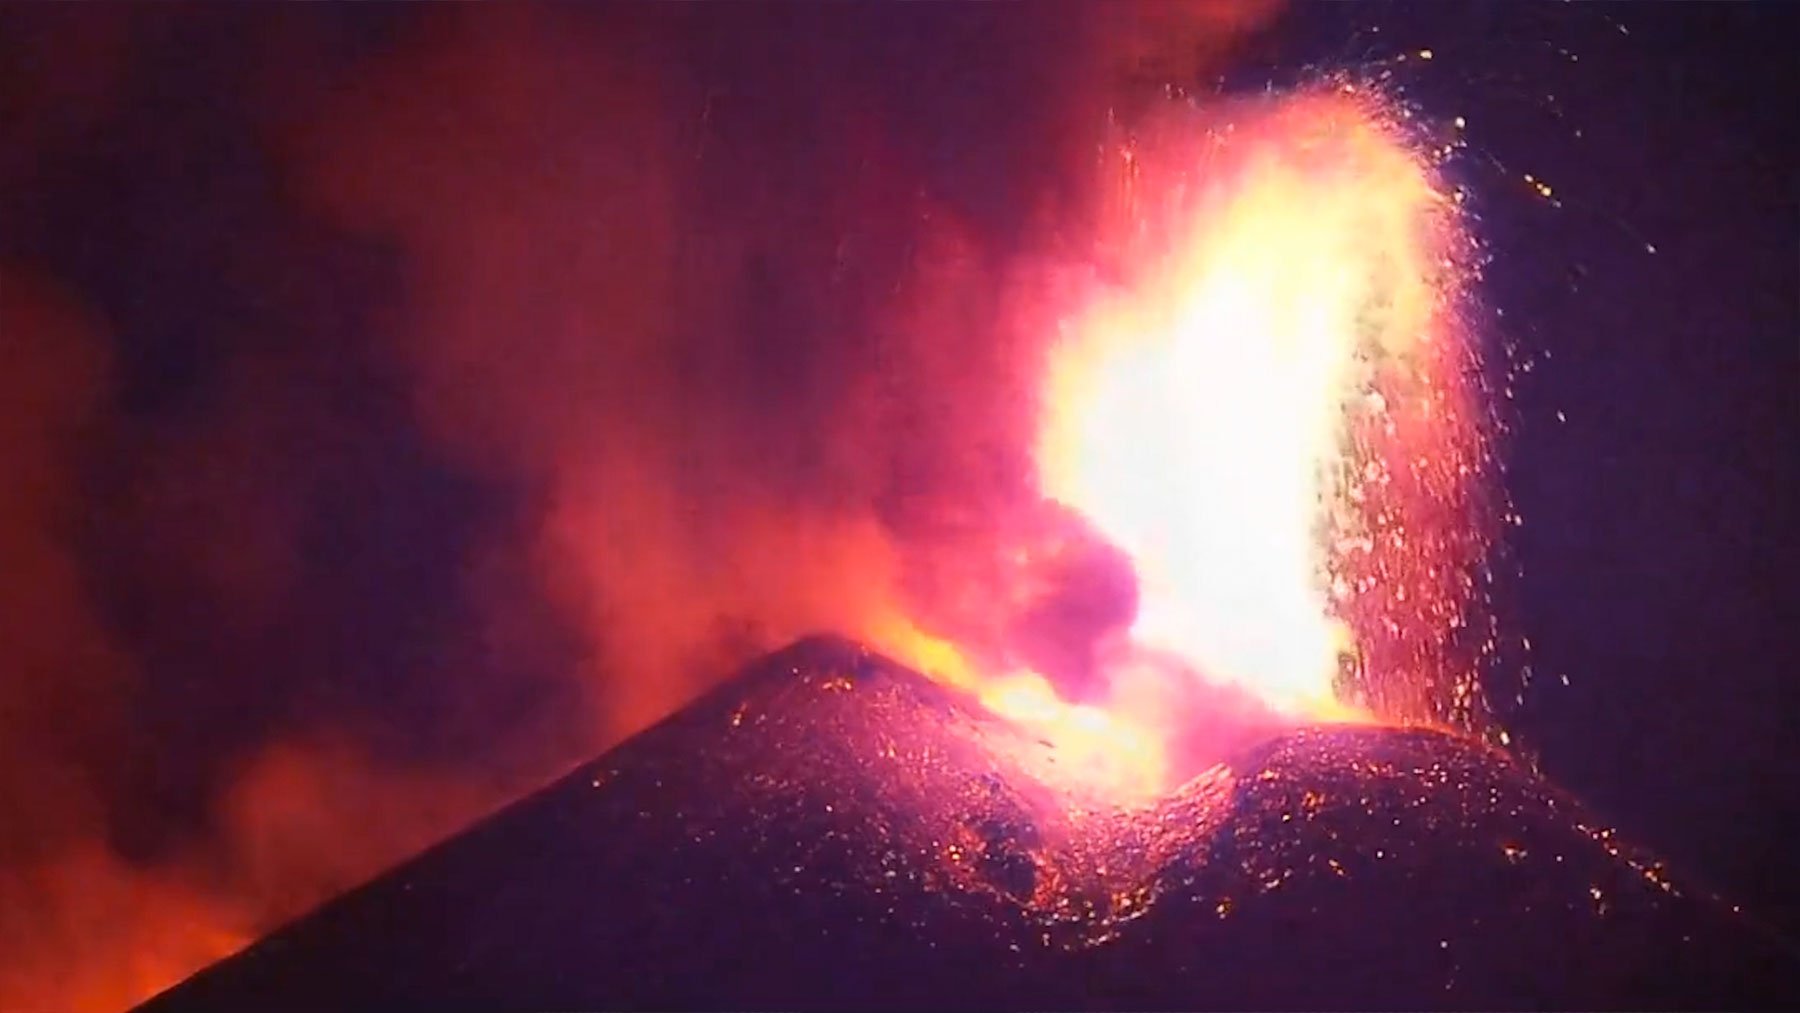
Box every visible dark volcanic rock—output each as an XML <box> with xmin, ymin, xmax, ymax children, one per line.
<box><xmin>140</xmin><ymin>636</ymin><xmax>1799</xmax><ymax>1011</ymax></box>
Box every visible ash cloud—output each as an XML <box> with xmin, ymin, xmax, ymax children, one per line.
<box><xmin>0</xmin><ymin>4</ymin><xmax>1282</xmax><ymax>1010</ymax></box>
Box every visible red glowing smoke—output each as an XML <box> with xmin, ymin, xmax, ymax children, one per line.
<box><xmin>3</xmin><ymin>5</ymin><xmax>1301</xmax><ymax>1010</ymax></box>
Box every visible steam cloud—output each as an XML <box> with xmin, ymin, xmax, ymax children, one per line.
<box><xmin>0</xmin><ymin>4</ymin><xmax>1283</xmax><ymax>1010</ymax></box>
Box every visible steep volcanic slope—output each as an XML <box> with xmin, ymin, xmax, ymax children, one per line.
<box><xmin>140</xmin><ymin>637</ymin><xmax>1798</xmax><ymax>1010</ymax></box>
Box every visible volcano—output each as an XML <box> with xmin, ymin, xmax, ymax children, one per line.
<box><xmin>139</xmin><ymin>637</ymin><xmax>1798</xmax><ymax>1011</ymax></box>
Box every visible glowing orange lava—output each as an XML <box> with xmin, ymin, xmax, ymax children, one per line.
<box><xmin>893</xmin><ymin>87</ymin><xmax>1483</xmax><ymax>801</ymax></box>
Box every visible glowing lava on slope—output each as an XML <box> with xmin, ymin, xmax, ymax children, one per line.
<box><xmin>903</xmin><ymin>85</ymin><xmax>1493</xmax><ymax>801</ymax></box>
<box><xmin>137</xmin><ymin>637</ymin><xmax>1800</xmax><ymax>1013</ymax></box>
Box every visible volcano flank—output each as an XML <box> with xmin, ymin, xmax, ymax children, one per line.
<box><xmin>139</xmin><ymin>637</ymin><xmax>1798</xmax><ymax>1010</ymax></box>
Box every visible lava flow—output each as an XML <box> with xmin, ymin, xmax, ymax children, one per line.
<box><xmin>893</xmin><ymin>84</ymin><xmax>1493</xmax><ymax>802</ymax></box>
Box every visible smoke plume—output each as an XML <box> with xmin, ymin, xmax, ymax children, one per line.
<box><xmin>0</xmin><ymin>4</ymin><xmax>1282</xmax><ymax>1010</ymax></box>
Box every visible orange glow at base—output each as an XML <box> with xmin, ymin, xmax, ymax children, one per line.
<box><xmin>871</xmin><ymin>615</ymin><xmax>1177</xmax><ymax>800</ymax></box>
<box><xmin>0</xmin><ymin>848</ymin><xmax>249</xmax><ymax>1013</ymax></box>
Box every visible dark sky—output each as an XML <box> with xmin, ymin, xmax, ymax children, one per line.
<box><xmin>1304</xmin><ymin>2</ymin><xmax>1799</xmax><ymax>930</ymax></box>
<box><xmin>0</xmin><ymin>2</ymin><xmax>1795</xmax><ymax>1006</ymax></box>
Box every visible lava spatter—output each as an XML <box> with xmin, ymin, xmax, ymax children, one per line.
<box><xmin>139</xmin><ymin>639</ymin><xmax>1800</xmax><ymax>1012</ymax></box>
<box><xmin>1004</xmin><ymin>82</ymin><xmax>1507</xmax><ymax>783</ymax></box>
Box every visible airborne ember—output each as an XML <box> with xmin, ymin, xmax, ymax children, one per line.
<box><xmin>138</xmin><ymin>638</ymin><xmax>1800</xmax><ymax>1011</ymax></box>
<box><xmin>887</xmin><ymin>82</ymin><xmax>1500</xmax><ymax>800</ymax></box>
<box><xmin>2</xmin><ymin>4</ymin><xmax>1793</xmax><ymax>1012</ymax></box>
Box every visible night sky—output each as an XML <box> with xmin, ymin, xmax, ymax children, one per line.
<box><xmin>1</xmin><ymin>2</ymin><xmax>1795</xmax><ymax>1006</ymax></box>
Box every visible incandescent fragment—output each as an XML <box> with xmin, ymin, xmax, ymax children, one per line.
<box><xmin>139</xmin><ymin>637</ymin><xmax>1798</xmax><ymax>1011</ymax></box>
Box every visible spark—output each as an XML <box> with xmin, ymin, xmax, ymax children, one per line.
<box><xmin>882</xmin><ymin>82</ymin><xmax>1504</xmax><ymax>802</ymax></box>
<box><xmin>1002</xmin><ymin>85</ymin><xmax>1495</xmax><ymax>791</ymax></box>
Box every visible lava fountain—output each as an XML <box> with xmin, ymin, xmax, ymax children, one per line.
<box><xmin>136</xmin><ymin>81</ymin><xmax>1800</xmax><ymax>1013</ymax></box>
<box><xmin>906</xmin><ymin>85</ymin><xmax>1493</xmax><ymax>800</ymax></box>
